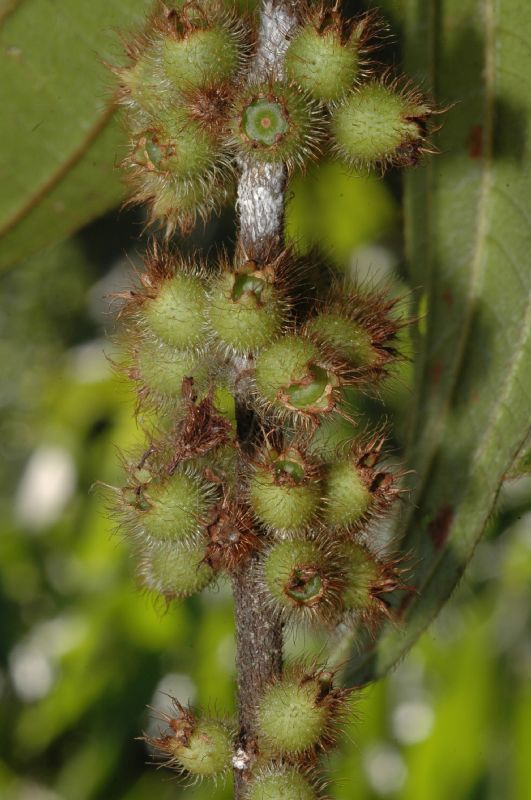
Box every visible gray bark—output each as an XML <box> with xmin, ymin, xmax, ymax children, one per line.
<box><xmin>231</xmin><ymin>2</ymin><xmax>298</xmax><ymax>796</ymax></box>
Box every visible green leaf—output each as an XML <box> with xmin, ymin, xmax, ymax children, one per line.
<box><xmin>505</xmin><ymin>438</ymin><xmax>531</xmax><ymax>478</ymax></box>
<box><xmin>336</xmin><ymin>0</ymin><xmax>531</xmax><ymax>683</ymax></box>
<box><xmin>0</xmin><ymin>0</ymin><xmax>152</xmax><ymax>268</ymax></box>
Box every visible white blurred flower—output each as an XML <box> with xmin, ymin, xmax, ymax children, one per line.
<box><xmin>14</xmin><ymin>784</ymin><xmax>63</xmax><ymax>800</ymax></box>
<box><xmin>350</xmin><ymin>243</ymin><xmax>398</xmax><ymax>285</ymax></box>
<box><xmin>9</xmin><ymin>642</ymin><xmax>55</xmax><ymax>702</ymax></box>
<box><xmin>363</xmin><ymin>743</ymin><xmax>407</xmax><ymax>795</ymax></box>
<box><xmin>8</xmin><ymin>615</ymin><xmax>88</xmax><ymax>702</ymax></box>
<box><xmin>15</xmin><ymin>445</ymin><xmax>76</xmax><ymax>531</ymax></box>
<box><xmin>392</xmin><ymin>699</ymin><xmax>435</xmax><ymax>744</ymax></box>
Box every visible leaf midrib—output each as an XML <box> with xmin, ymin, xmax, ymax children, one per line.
<box><xmin>401</xmin><ymin>0</ymin><xmax>496</xmax><ymax>540</ymax></box>
<box><xmin>0</xmin><ymin>104</ymin><xmax>116</xmax><ymax>239</ymax></box>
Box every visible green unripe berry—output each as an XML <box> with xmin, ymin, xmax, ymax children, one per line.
<box><xmin>307</xmin><ymin>312</ymin><xmax>375</xmax><ymax>369</ymax></box>
<box><xmin>120</xmin><ymin>53</ymin><xmax>164</xmax><ymax>116</ymax></box>
<box><xmin>256</xmin><ymin>675</ymin><xmax>328</xmax><ymax>755</ymax></box>
<box><xmin>263</xmin><ymin>537</ymin><xmax>342</xmax><ymax>622</ymax></box>
<box><xmin>340</xmin><ymin>541</ymin><xmax>380</xmax><ymax>612</ymax></box>
<box><xmin>139</xmin><ymin>538</ymin><xmax>214</xmax><ymax>600</ymax></box>
<box><xmin>208</xmin><ymin>261</ymin><xmax>285</xmax><ymax>353</ymax></box>
<box><xmin>162</xmin><ymin>26</ymin><xmax>240</xmax><ymax>90</ymax></box>
<box><xmin>140</xmin><ymin>272</ymin><xmax>207</xmax><ymax>349</ymax></box>
<box><xmin>150</xmin><ymin>705</ymin><xmax>232</xmax><ymax>778</ymax></box>
<box><xmin>142</xmin><ymin>168</ymin><xmax>234</xmax><ymax>233</ymax></box>
<box><xmin>331</xmin><ymin>82</ymin><xmax>431</xmax><ymax>170</ymax></box>
<box><xmin>248</xmin><ymin>766</ymin><xmax>317</xmax><ymax>800</ymax></box>
<box><xmin>285</xmin><ymin>23</ymin><xmax>360</xmax><ymax>103</ymax></box>
<box><xmin>273</xmin><ymin>455</ymin><xmax>305</xmax><ymax>484</ymax></box>
<box><xmin>249</xmin><ymin>454</ymin><xmax>320</xmax><ymax>532</ymax></box>
<box><xmin>323</xmin><ymin>460</ymin><xmax>372</xmax><ymax>528</ymax></box>
<box><xmin>135</xmin><ymin>338</ymin><xmax>208</xmax><ymax>403</ymax></box>
<box><xmin>308</xmin><ymin>413</ymin><xmax>358</xmax><ymax>459</ymax></box>
<box><xmin>135</xmin><ymin>470</ymin><xmax>214</xmax><ymax>544</ymax></box>
<box><xmin>255</xmin><ymin>335</ymin><xmax>337</xmax><ymax>415</ymax></box>
<box><xmin>229</xmin><ymin>82</ymin><xmax>323</xmax><ymax>171</ymax></box>
<box><xmin>172</xmin><ymin>718</ymin><xmax>232</xmax><ymax>776</ymax></box>
<box><xmin>133</xmin><ymin>113</ymin><xmax>218</xmax><ymax>179</ymax></box>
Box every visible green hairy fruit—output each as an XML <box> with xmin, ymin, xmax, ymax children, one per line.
<box><xmin>138</xmin><ymin>539</ymin><xmax>214</xmax><ymax>600</ymax></box>
<box><xmin>262</xmin><ymin>537</ymin><xmax>343</xmax><ymax>624</ymax></box>
<box><xmin>139</xmin><ymin>271</ymin><xmax>208</xmax><ymax>349</ymax></box>
<box><xmin>228</xmin><ymin>82</ymin><xmax>324</xmax><ymax>171</ymax></box>
<box><xmin>208</xmin><ymin>260</ymin><xmax>286</xmax><ymax>353</ymax></box>
<box><xmin>133</xmin><ymin>337</ymin><xmax>209</xmax><ymax>404</ymax></box>
<box><xmin>307</xmin><ymin>412</ymin><xmax>358</xmax><ymax>459</ymax></box>
<box><xmin>331</xmin><ymin>80</ymin><xmax>432</xmax><ymax>170</ymax></box>
<box><xmin>340</xmin><ymin>541</ymin><xmax>381</xmax><ymax>611</ymax></box>
<box><xmin>161</xmin><ymin>25</ymin><xmax>241</xmax><ymax>91</ymax></box>
<box><xmin>323</xmin><ymin>459</ymin><xmax>372</xmax><ymax>528</ymax></box>
<box><xmin>339</xmin><ymin>540</ymin><xmax>404</xmax><ymax>628</ymax></box>
<box><xmin>285</xmin><ymin>9</ymin><xmax>374</xmax><ymax>104</ymax></box>
<box><xmin>256</xmin><ymin>674</ymin><xmax>329</xmax><ymax>756</ymax></box>
<box><xmin>119</xmin><ymin>54</ymin><xmax>165</xmax><ymax>117</ymax></box>
<box><xmin>131</xmin><ymin>112</ymin><xmax>219</xmax><ymax>179</ymax></box>
<box><xmin>306</xmin><ymin>312</ymin><xmax>374</xmax><ymax>369</ymax></box>
<box><xmin>254</xmin><ymin>335</ymin><xmax>339</xmax><ymax>417</ymax></box>
<box><xmin>249</xmin><ymin>450</ymin><xmax>321</xmax><ymax>533</ymax></box>
<box><xmin>147</xmin><ymin>702</ymin><xmax>232</xmax><ymax>778</ymax></box>
<box><xmin>305</xmin><ymin>287</ymin><xmax>404</xmax><ymax>382</ymax></box>
<box><xmin>127</xmin><ymin>469</ymin><xmax>214</xmax><ymax>544</ymax></box>
<box><xmin>143</xmin><ymin>168</ymin><xmax>235</xmax><ymax>234</ymax></box>
<box><xmin>286</xmin><ymin>27</ymin><xmax>358</xmax><ymax>103</ymax></box>
<box><xmin>247</xmin><ymin>765</ymin><xmax>317</xmax><ymax>800</ymax></box>
<box><xmin>172</xmin><ymin>718</ymin><xmax>232</xmax><ymax>776</ymax></box>
<box><xmin>254</xmin><ymin>667</ymin><xmax>350</xmax><ymax>760</ymax></box>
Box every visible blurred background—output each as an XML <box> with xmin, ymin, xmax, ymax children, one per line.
<box><xmin>1</xmin><ymin>0</ymin><xmax>530</xmax><ymax>799</ymax></box>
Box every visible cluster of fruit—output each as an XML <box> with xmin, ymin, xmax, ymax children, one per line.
<box><xmin>113</xmin><ymin>241</ymin><xmax>406</xmax><ymax>796</ymax></box>
<box><xmin>111</xmin><ymin>2</ymin><xmax>430</xmax><ymax>796</ymax></box>
<box><xmin>116</xmin><ymin>1</ymin><xmax>432</xmax><ymax>233</ymax></box>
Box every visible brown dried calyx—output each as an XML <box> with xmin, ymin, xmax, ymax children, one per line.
<box><xmin>167</xmin><ymin>380</ymin><xmax>233</xmax><ymax>473</ymax></box>
<box><xmin>183</xmin><ymin>82</ymin><xmax>234</xmax><ymax>133</ymax></box>
<box><xmin>205</xmin><ymin>496</ymin><xmax>262</xmax><ymax>571</ymax></box>
<box><xmin>146</xmin><ymin>700</ymin><xmax>196</xmax><ymax>755</ymax></box>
